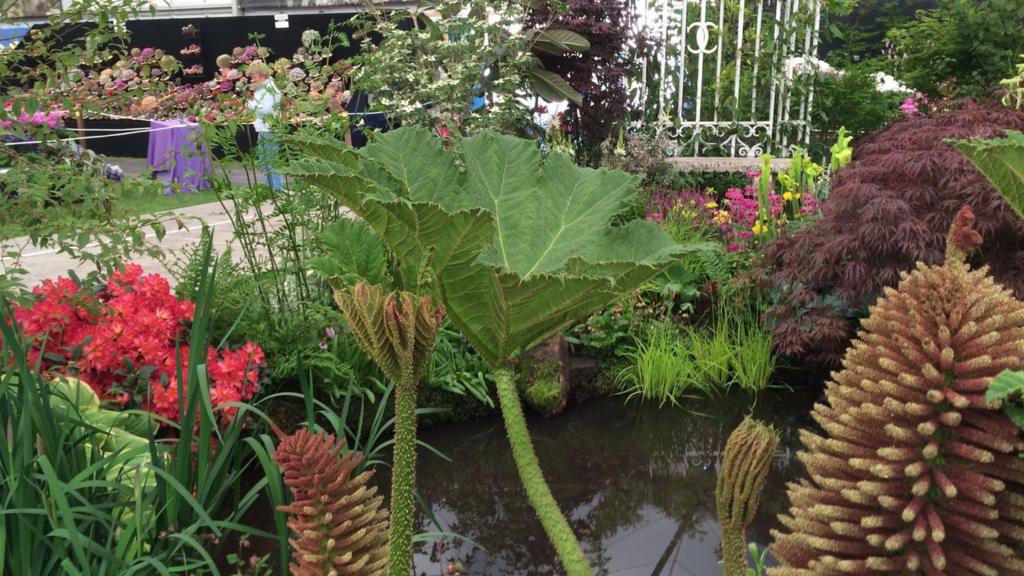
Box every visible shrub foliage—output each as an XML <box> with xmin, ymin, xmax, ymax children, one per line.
<box><xmin>765</xmin><ymin>101</ymin><xmax>1024</xmax><ymax>365</ymax></box>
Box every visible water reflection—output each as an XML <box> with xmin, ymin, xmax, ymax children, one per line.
<box><xmin>412</xmin><ymin>391</ymin><xmax>817</xmax><ymax>576</ymax></box>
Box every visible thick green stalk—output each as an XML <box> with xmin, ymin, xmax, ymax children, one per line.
<box><xmin>716</xmin><ymin>417</ymin><xmax>778</xmax><ymax>576</ymax></box>
<box><xmin>388</xmin><ymin>375</ymin><xmax>417</xmax><ymax>576</ymax></box>
<box><xmin>494</xmin><ymin>367</ymin><xmax>592</xmax><ymax>576</ymax></box>
<box><xmin>721</xmin><ymin>530</ymin><xmax>748</xmax><ymax>576</ymax></box>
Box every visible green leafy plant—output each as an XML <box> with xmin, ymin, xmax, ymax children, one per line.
<box><xmin>426</xmin><ymin>321</ymin><xmax>494</xmax><ymax>408</ymax></box>
<box><xmin>0</xmin><ymin>0</ymin><xmax>186</xmax><ymax>296</ymax></box>
<box><xmin>615</xmin><ymin>323</ymin><xmax>707</xmax><ymax>406</ymax></box>
<box><xmin>746</xmin><ymin>543</ymin><xmax>770</xmax><ymax>576</ymax></box>
<box><xmin>684</xmin><ymin>322</ymin><xmax>733</xmax><ymax>390</ymax></box>
<box><xmin>567</xmin><ymin>286</ymin><xmax>693</xmax><ymax>360</ymax></box>
<box><xmin>172</xmin><ymin>224</ymin><xmax>379</xmax><ymax>401</ymax></box>
<box><xmin>887</xmin><ymin>0</ymin><xmax>1024</xmax><ymax>97</ymax></box>
<box><xmin>726</xmin><ymin>306</ymin><xmax>777</xmax><ymax>394</ymax></box>
<box><xmin>811</xmin><ymin>61</ymin><xmax>905</xmax><ymax>140</ymax></box>
<box><xmin>755</xmin><ymin>154</ymin><xmax>779</xmax><ymax>241</ymax></box>
<box><xmin>986</xmin><ymin>371</ymin><xmax>1024</xmax><ymax>431</ymax></box>
<box><xmin>309</xmin><ymin>218</ymin><xmax>391</xmax><ymax>288</ymax></box>
<box><xmin>777</xmin><ymin>147</ymin><xmax>823</xmax><ymax>219</ymax></box>
<box><xmin>287</xmin><ymin>127</ymin><xmax>695</xmax><ymax>576</ymax></box>
<box><xmin>43</xmin><ymin>377</ymin><xmax>154</xmax><ymax>486</ymax></box>
<box><xmin>349</xmin><ymin>0</ymin><xmax>587</xmax><ymax>136</ymax></box>
<box><xmin>829</xmin><ymin>126</ymin><xmax>853</xmax><ymax>172</ymax></box>
<box><xmin>1003</xmin><ymin>54</ymin><xmax>1024</xmax><ymax>110</ymax></box>
<box><xmin>616</xmin><ymin>301</ymin><xmax>777</xmax><ymax>404</ymax></box>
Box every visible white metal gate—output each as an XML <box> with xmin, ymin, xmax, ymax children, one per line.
<box><xmin>632</xmin><ymin>0</ymin><xmax>823</xmax><ymax>157</ymax></box>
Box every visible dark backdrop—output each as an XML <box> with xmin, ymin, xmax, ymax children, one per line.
<box><xmin>819</xmin><ymin>0</ymin><xmax>938</xmax><ymax>60</ymax></box>
<box><xmin>125</xmin><ymin>13</ymin><xmax>362</xmax><ymax>85</ymax></box>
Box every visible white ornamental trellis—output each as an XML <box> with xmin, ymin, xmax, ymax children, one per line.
<box><xmin>633</xmin><ymin>0</ymin><xmax>823</xmax><ymax>157</ymax></box>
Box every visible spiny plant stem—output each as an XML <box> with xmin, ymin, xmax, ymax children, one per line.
<box><xmin>722</xmin><ymin>525</ymin><xmax>750</xmax><ymax>576</ymax></box>
<box><xmin>388</xmin><ymin>375</ymin><xmax>417</xmax><ymax>576</ymax></box>
<box><xmin>494</xmin><ymin>367</ymin><xmax>592</xmax><ymax>576</ymax></box>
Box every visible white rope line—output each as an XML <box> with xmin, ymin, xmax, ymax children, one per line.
<box><xmin>3</xmin><ymin>123</ymin><xmax>190</xmax><ymax>147</ymax></box>
<box><xmin>65</xmin><ymin>126</ymin><xmax>160</xmax><ymax>132</ymax></box>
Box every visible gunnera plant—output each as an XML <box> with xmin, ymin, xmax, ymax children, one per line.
<box><xmin>769</xmin><ymin>207</ymin><xmax>1024</xmax><ymax>575</ymax></box>
<box><xmin>333</xmin><ymin>282</ymin><xmax>443</xmax><ymax>576</ymax></box>
<box><xmin>764</xmin><ymin>100</ymin><xmax>1024</xmax><ymax>366</ymax></box>
<box><xmin>286</xmin><ymin>127</ymin><xmax>698</xmax><ymax>576</ymax></box>
<box><xmin>273</xmin><ymin>428</ymin><xmax>389</xmax><ymax>576</ymax></box>
<box><xmin>717</xmin><ymin>417</ymin><xmax>779</xmax><ymax>576</ymax></box>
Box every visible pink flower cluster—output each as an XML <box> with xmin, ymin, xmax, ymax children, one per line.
<box><xmin>645</xmin><ymin>188</ymin><xmax>715</xmax><ymax>224</ymax></box>
<box><xmin>0</xmin><ymin>101</ymin><xmax>66</xmax><ymax>130</ymax></box>
<box><xmin>722</xmin><ymin>174</ymin><xmax>785</xmax><ymax>251</ymax></box>
<box><xmin>900</xmin><ymin>93</ymin><xmax>931</xmax><ymax>116</ymax></box>
<box><xmin>231</xmin><ymin>45</ymin><xmax>260</xmax><ymax>64</ymax></box>
<box><xmin>130</xmin><ymin>46</ymin><xmax>157</xmax><ymax>64</ymax></box>
<box><xmin>722</xmin><ymin>172</ymin><xmax>820</xmax><ymax>252</ymax></box>
<box><xmin>6</xmin><ymin>265</ymin><xmax>264</xmax><ymax>425</ymax></box>
<box><xmin>645</xmin><ymin>170</ymin><xmax>824</xmax><ymax>254</ymax></box>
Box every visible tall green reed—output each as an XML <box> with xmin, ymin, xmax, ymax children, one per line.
<box><xmin>616</xmin><ymin>323</ymin><xmax>708</xmax><ymax>407</ymax></box>
<box><xmin>616</xmin><ymin>295</ymin><xmax>778</xmax><ymax>405</ymax></box>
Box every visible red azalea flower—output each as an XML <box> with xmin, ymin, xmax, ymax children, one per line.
<box><xmin>3</xmin><ymin>265</ymin><xmax>264</xmax><ymax>430</ymax></box>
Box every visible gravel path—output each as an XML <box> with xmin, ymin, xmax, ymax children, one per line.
<box><xmin>3</xmin><ymin>157</ymin><xmax>275</xmax><ymax>288</ymax></box>
<box><xmin>2</xmin><ymin>200</ymin><xmax>260</xmax><ymax>288</ymax></box>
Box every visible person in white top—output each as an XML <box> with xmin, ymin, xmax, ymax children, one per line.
<box><xmin>245</xmin><ymin>61</ymin><xmax>283</xmax><ymax>191</ymax></box>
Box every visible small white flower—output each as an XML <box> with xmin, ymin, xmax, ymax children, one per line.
<box><xmin>783</xmin><ymin>56</ymin><xmax>843</xmax><ymax>80</ymax></box>
<box><xmin>873</xmin><ymin>72</ymin><xmax>911</xmax><ymax>94</ymax></box>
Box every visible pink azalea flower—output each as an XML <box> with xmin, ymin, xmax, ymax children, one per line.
<box><xmin>900</xmin><ymin>97</ymin><xmax>919</xmax><ymax>116</ymax></box>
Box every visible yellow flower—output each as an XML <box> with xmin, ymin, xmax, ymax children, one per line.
<box><xmin>796</xmin><ymin>193</ymin><xmax>803</xmax><ymax>200</ymax></box>
<box><xmin>782</xmin><ymin>191</ymin><xmax>794</xmax><ymax>202</ymax></box>
<box><xmin>752</xmin><ymin>221</ymin><xmax>763</xmax><ymax>236</ymax></box>
<box><xmin>713</xmin><ymin>210</ymin><xmax>731</xmax><ymax>225</ymax></box>
<box><xmin>705</xmin><ymin>201</ymin><xmax>718</xmax><ymax>209</ymax></box>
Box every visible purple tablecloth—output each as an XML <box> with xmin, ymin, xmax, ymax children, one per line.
<box><xmin>146</xmin><ymin>119</ymin><xmax>212</xmax><ymax>194</ymax></box>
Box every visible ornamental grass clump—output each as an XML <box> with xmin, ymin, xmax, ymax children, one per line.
<box><xmin>273</xmin><ymin>428</ymin><xmax>389</xmax><ymax>576</ymax></box>
<box><xmin>769</xmin><ymin>206</ymin><xmax>1024</xmax><ymax>575</ymax></box>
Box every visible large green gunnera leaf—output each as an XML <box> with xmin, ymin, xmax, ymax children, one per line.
<box><xmin>953</xmin><ymin>131</ymin><xmax>1024</xmax><ymax>220</ymax></box>
<box><xmin>287</xmin><ymin>127</ymin><xmax>697</xmax><ymax>366</ymax></box>
<box><xmin>286</xmin><ymin>130</ymin><xmax>493</xmax><ymax>290</ymax></box>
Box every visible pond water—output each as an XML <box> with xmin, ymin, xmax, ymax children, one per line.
<box><xmin>411</xmin><ymin>389</ymin><xmax>820</xmax><ymax>576</ymax></box>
